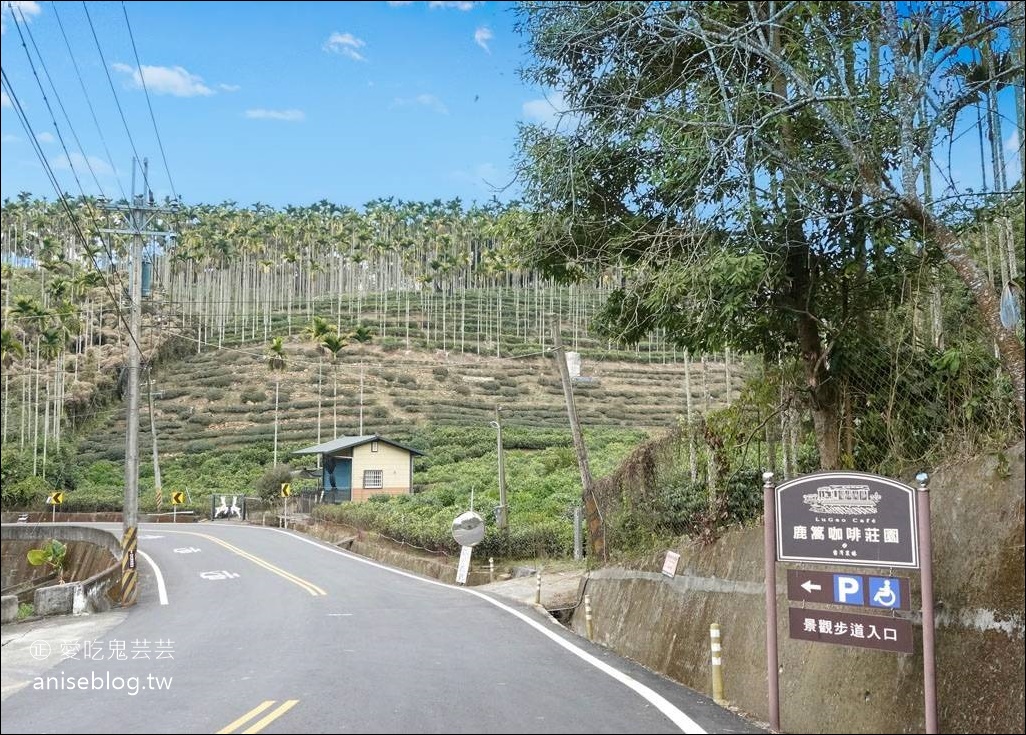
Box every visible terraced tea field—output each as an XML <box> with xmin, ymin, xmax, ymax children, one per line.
<box><xmin>75</xmin><ymin>337</ymin><xmax>740</xmax><ymax>464</ymax></box>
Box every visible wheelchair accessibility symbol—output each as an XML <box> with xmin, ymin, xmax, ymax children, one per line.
<box><xmin>869</xmin><ymin>576</ymin><xmax>901</xmax><ymax>609</ymax></box>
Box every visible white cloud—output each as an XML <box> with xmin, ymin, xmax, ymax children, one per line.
<box><xmin>429</xmin><ymin>1</ymin><xmax>478</xmax><ymax>9</ymax></box>
<box><xmin>1005</xmin><ymin>131</ymin><xmax>1020</xmax><ymax>153</ymax></box>
<box><xmin>218</xmin><ymin>83</ymin><xmax>241</xmax><ymax>93</ymax></box>
<box><xmin>2</xmin><ymin>133</ymin><xmax>20</xmax><ymax>143</ymax></box>
<box><xmin>474</xmin><ymin>26</ymin><xmax>492</xmax><ymax>53</ymax></box>
<box><xmin>1</xmin><ymin>89</ymin><xmax>10</xmax><ymax>108</ymax></box>
<box><xmin>392</xmin><ymin>94</ymin><xmax>449</xmax><ymax>115</ymax></box>
<box><xmin>1</xmin><ymin>1</ymin><xmax>41</xmax><ymax>35</ymax></box>
<box><xmin>245</xmin><ymin>108</ymin><xmax>305</xmax><ymax>122</ymax></box>
<box><xmin>51</xmin><ymin>153</ymin><xmax>114</xmax><ymax>176</ymax></box>
<box><xmin>523</xmin><ymin>92</ymin><xmax>576</xmax><ymax>129</ymax></box>
<box><xmin>324</xmin><ymin>32</ymin><xmax>367</xmax><ymax>62</ymax></box>
<box><xmin>112</xmin><ymin>62</ymin><xmax>213</xmax><ymax>97</ymax></box>
<box><xmin>35</xmin><ymin>131</ymin><xmax>54</xmax><ymax>143</ymax></box>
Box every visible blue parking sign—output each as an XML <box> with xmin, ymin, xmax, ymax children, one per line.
<box><xmin>868</xmin><ymin>576</ymin><xmax>902</xmax><ymax>609</ymax></box>
<box><xmin>833</xmin><ymin>575</ymin><xmax>864</xmax><ymax>605</ymax></box>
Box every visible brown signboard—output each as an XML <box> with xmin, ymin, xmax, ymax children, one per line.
<box><xmin>776</xmin><ymin>472</ymin><xmax>919</xmax><ymax>568</ymax></box>
<box><xmin>788</xmin><ymin>607</ymin><xmax>914</xmax><ymax>653</ymax></box>
<box><xmin>786</xmin><ymin>569</ymin><xmax>911</xmax><ymax>611</ymax></box>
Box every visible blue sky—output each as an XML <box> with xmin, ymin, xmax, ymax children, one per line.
<box><xmin>1</xmin><ymin>0</ymin><xmax>556</xmax><ymax>208</ymax></box>
<box><xmin>2</xmin><ymin>2</ymin><xmax>1021</xmax><ymax>211</ymax></box>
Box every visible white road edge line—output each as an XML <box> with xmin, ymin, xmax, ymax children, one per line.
<box><xmin>261</xmin><ymin>526</ymin><xmax>706</xmax><ymax>735</ymax></box>
<box><xmin>137</xmin><ymin>549</ymin><xmax>169</xmax><ymax>606</ymax></box>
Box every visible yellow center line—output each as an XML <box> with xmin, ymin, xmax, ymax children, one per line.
<box><xmin>215</xmin><ymin>700</ymin><xmax>275</xmax><ymax>734</ymax></box>
<box><xmin>240</xmin><ymin>699</ymin><xmax>300</xmax><ymax>734</ymax></box>
<box><xmin>173</xmin><ymin>531</ymin><xmax>327</xmax><ymax>597</ymax></box>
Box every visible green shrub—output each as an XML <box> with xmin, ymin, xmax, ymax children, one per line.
<box><xmin>432</xmin><ymin>366</ymin><xmax>449</xmax><ymax>381</ymax></box>
<box><xmin>185</xmin><ymin>439</ymin><xmax>217</xmax><ymax>453</ymax></box>
<box><xmin>255</xmin><ymin>465</ymin><xmax>296</xmax><ymax>502</ymax></box>
<box><xmin>1</xmin><ymin>475</ymin><xmax>50</xmax><ymax>509</ymax></box>
<box><xmin>240</xmin><ymin>388</ymin><xmax>267</xmax><ymax>404</ymax></box>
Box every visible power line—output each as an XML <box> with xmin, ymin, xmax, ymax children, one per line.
<box><xmin>0</xmin><ymin>68</ymin><xmax>141</xmax><ymax>356</ymax></box>
<box><xmin>52</xmin><ymin>0</ymin><xmax>128</xmax><ymax>203</ymax></box>
<box><xmin>16</xmin><ymin>6</ymin><xmax>106</xmax><ymax>197</ymax></box>
<box><xmin>82</xmin><ymin>0</ymin><xmax>143</xmax><ymax>169</ymax></box>
<box><xmin>8</xmin><ymin>5</ymin><xmax>132</xmax><ymax>303</ymax></box>
<box><xmin>121</xmin><ymin>1</ymin><xmax>178</xmax><ymax>202</ymax></box>
<box><xmin>4</xmin><ymin>8</ymin><xmax>129</xmax><ymax>297</ymax></box>
<box><xmin>10</xmin><ymin>7</ymin><xmax>93</xmax><ymax>204</ymax></box>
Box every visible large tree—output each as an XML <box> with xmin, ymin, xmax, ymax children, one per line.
<box><xmin>514</xmin><ymin>1</ymin><xmax>1025</xmax><ymax>467</ymax></box>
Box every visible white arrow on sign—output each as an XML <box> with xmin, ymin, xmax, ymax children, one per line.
<box><xmin>801</xmin><ymin>580</ymin><xmax>822</xmax><ymax>593</ymax></box>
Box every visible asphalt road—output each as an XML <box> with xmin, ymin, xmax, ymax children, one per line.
<box><xmin>0</xmin><ymin>523</ymin><xmax>764</xmax><ymax>734</ymax></box>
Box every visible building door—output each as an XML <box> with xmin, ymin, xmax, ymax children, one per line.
<box><xmin>322</xmin><ymin>456</ymin><xmax>352</xmax><ymax>503</ymax></box>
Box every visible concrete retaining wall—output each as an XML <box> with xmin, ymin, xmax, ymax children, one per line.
<box><xmin>1</xmin><ymin>525</ymin><xmax>122</xmax><ymax>617</ymax></box>
<box><xmin>570</xmin><ymin>442</ymin><xmax>1025</xmax><ymax>734</ymax></box>
<box><xmin>301</xmin><ymin>519</ymin><xmax>492</xmax><ymax>586</ymax></box>
<box><xmin>1</xmin><ymin>512</ymin><xmax>197</xmax><ymax>524</ymax></box>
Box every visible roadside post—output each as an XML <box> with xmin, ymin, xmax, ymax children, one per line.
<box><xmin>171</xmin><ymin>491</ymin><xmax>185</xmax><ymax>523</ymax></box>
<box><xmin>280</xmin><ymin>482</ymin><xmax>292</xmax><ymax>528</ymax></box>
<box><xmin>451</xmin><ymin>510</ymin><xmax>485</xmax><ymax>585</ymax></box>
<box><xmin>47</xmin><ymin>492</ymin><xmax>64</xmax><ymax>524</ymax></box>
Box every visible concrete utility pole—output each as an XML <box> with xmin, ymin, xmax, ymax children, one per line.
<box><xmin>492</xmin><ymin>406</ymin><xmax>508</xmax><ymax>529</ymax></box>
<box><xmin>550</xmin><ymin>320</ymin><xmax>604</xmax><ymax>559</ymax></box>
<box><xmin>100</xmin><ymin>158</ymin><xmax>176</xmax><ymax>607</ymax></box>
<box><xmin>147</xmin><ymin>371</ymin><xmax>163</xmax><ymax>512</ymax></box>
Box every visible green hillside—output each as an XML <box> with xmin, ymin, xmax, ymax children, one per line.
<box><xmin>73</xmin><ymin>336</ymin><xmax>735</xmax><ymax>465</ymax></box>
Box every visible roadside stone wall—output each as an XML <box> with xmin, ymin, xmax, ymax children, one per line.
<box><xmin>569</xmin><ymin>442</ymin><xmax>1025</xmax><ymax>734</ymax></box>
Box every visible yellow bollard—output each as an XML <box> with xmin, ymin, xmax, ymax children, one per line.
<box><xmin>710</xmin><ymin>623</ymin><xmax>725</xmax><ymax>705</ymax></box>
<box><xmin>584</xmin><ymin>594</ymin><xmax>594</xmax><ymax>641</ymax></box>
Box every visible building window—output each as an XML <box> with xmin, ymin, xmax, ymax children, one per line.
<box><xmin>371</xmin><ymin>441</ymin><xmax>378</xmax><ymax>452</ymax></box>
<box><xmin>364</xmin><ymin>469</ymin><xmax>383</xmax><ymax>489</ymax></box>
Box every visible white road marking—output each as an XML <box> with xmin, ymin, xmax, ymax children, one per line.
<box><xmin>263</xmin><ymin>527</ymin><xmax>707</xmax><ymax>735</ymax></box>
<box><xmin>137</xmin><ymin>549</ymin><xmax>168</xmax><ymax>606</ymax></box>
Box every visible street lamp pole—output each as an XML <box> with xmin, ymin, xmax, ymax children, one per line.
<box><xmin>492</xmin><ymin>406</ymin><xmax>508</xmax><ymax>529</ymax></box>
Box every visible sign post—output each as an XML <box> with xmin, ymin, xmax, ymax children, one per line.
<box><xmin>280</xmin><ymin>482</ymin><xmax>292</xmax><ymax>529</ymax></box>
<box><xmin>916</xmin><ymin>472</ymin><xmax>938</xmax><ymax>734</ymax></box>
<box><xmin>451</xmin><ymin>510</ymin><xmax>485</xmax><ymax>585</ymax></box>
<box><xmin>762</xmin><ymin>471</ymin><xmax>779</xmax><ymax>732</ymax></box>
<box><xmin>171</xmin><ymin>491</ymin><xmax>185</xmax><ymax>523</ymax></box>
<box><xmin>768</xmin><ymin>469</ymin><xmax>936</xmax><ymax>734</ymax></box>
<box><xmin>47</xmin><ymin>492</ymin><xmax>64</xmax><ymax>523</ymax></box>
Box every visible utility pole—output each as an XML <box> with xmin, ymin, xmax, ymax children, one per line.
<box><xmin>550</xmin><ymin>319</ymin><xmax>604</xmax><ymax>559</ymax></box>
<box><xmin>100</xmin><ymin>158</ymin><xmax>176</xmax><ymax>607</ymax></box>
<box><xmin>492</xmin><ymin>405</ymin><xmax>508</xmax><ymax>529</ymax></box>
<box><xmin>147</xmin><ymin>370</ymin><xmax>163</xmax><ymax>512</ymax></box>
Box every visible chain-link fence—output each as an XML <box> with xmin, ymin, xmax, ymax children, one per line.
<box><xmin>595</xmin><ymin>219</ymin><xmax>1024</xmax><ymax>556</ymax></box>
